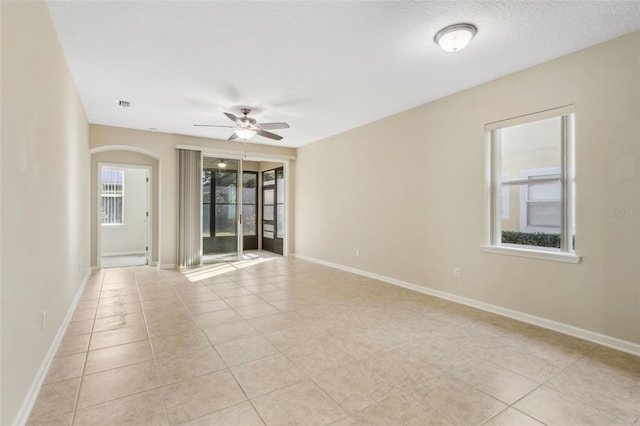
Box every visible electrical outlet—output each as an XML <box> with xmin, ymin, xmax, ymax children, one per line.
<box><xmin>355</xmin><ymin>249</ymin><xmax>360</xmax><ymax>257</ymax></box>
<box><xmin>42</xmin><ymin>311</ymin><xmax>47</xmax><ymax>329</ymax></box>
<box><xmin>453</xmin><ymin>267</ymin><xmax>461</xmax><ymax>278</ymax></box>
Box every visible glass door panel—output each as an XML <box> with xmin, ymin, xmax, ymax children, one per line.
<box><xmin>276</xmin><ymin>169</ymin><xmax>285</xmax><ymax>239</ymax></box>
<box><xmin>242</xmin><ymin>172</ymin><xmax>258</xmax><ymax>250</ymax></box>
<box><xmin>263</xmin><ymin>170</ymin><xmax>275</xmax><ymax>186</ymax></box>
<box><xmin>202</xmin><ymin>170</ymin><xmax>211</xmax><ymax>237</ymax></box>
<box><xmin>262</xmin><ymin>167</ymin><xmax>284</xmax><ymax>255</ymax></box>
<box><xmin>263</xmin><ymin>184</ymin><xmax>275</xmax><ymax>242</ymax></box>
<box><xmin>202</xmin><ymin>157</ymin><xmax>240</xmax><ymax>262</ymax></box>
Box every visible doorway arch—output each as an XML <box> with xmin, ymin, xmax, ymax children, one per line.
<box><xmin>90</xmin><ymin>146</ymin><xmax>161</xmax><ymax>269</ymax></box>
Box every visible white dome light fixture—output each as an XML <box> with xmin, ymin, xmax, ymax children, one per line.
<box><xmin>234</xmin><ymin>128</ymin><xmax>257</xmax><ymax>139</ymax></box>
<box><xmin>434</xmin><ymin>23</ymin><xmax>477</xmax><ymax>53</ymax></box>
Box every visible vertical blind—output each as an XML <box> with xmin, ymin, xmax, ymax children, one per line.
<box><xmin>177</xmin><ymin>149</ymin><xmax>202</xmax><ymax>267</ymax></box>
<box><xmin>101</xmin><ymin>169</ymin><xmax>124</xmax><ymax>224</ymax></box>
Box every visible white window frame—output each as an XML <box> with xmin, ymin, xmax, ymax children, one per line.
<box><xmin>482</xmin><ymin>106</ymin><xmax>580</xmax><ymax>263</ymax></box>
<box><xmin>501</xmin><ymin>171</ymin><xmax>510</xmax><ymax>220</ymax></box>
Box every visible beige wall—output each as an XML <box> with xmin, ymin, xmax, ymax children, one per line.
<box><xmin>295</xmin><ymin>32</ymin><xmax>640</xmax><ymax>345</ymax></box>
<box><xmin>90</xmin><ymin>125</ymin><xmax>296</xmax><ymax>265</ymax></box>
<box><xmin>90</xmin><ymin>151</ymin><xmax>159</xmax><ymax>266</ymax></box>
<box><xmin>243</xmin><ymin>160</ymin><xmax>259</xmax><ymax>172</ymax></box>
<box><xmin>1</xmin><ymin>1</ymin><xmax>90</xmax><ymax>423</ymax></box>
<box><xmin>258</xmin><ymin>161</ymin><xmax>284</xmax><ymax>172</ymax></box>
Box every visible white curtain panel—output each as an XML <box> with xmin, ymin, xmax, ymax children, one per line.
<box><xmin>177</xmin><ymin>149</ymin><xmax>202</xmax><ymax>267</ymax></box>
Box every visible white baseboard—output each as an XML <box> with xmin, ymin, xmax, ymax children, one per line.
<box><xmin>101</xmin><ymin>250</ymin><xmax>145</xmax><ymax>257</ymax></box>
<box><xmin>12</xmin><ymin>267</ymin><xmax>92</xmax><ymax>426</ymax></box>
<box><xmin>158</xmin><ymin>263</ymin><xmax>175</xmax><ymax>270</ymax></box>
<box><xmin>92</xmin><ymin>260</ymin><xmax>157</xmax><ymax>270</ymax></box>
<box><xmin>293</xmin><ymin>253</ymin><xmax>640</xmax><ymax>357</ymax></box>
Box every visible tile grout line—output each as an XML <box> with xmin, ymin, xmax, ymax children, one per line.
<box><xmin>531</xmin><ymin>348</ymin><xmax>628</xmax><ymax>420</ymax></box>
<box><xmin>200</xmin><ymin>269</ymin><xmax>302</xmax><ymax>424</ymax></box>
<box><xmin>135</xmin><ymin>268</ymin><xmax>174</xmax><ymax>426</ymax></box>
<box><xmin>508</xmin><ymin>383</ymin><xmax>544</xmax><ymax>409</ymax></box>
<box><xmin>267</xmin><ymin>318</ymin><xmax>391</xmax><ymax>421</ymax></box>
<box><xmin>227</xmin><ymin>269</ymin><xmax>311</xmax><ymax>425</ymax></box>
<box><xmin>194</xmin><ymin>266</ymin><xmax>271</xmax><ymax>424</ymax></box>
<box><xmin>69</xmin><ymin>269</ymin><xmax>105</xmax><ymax>425</ymax></box>
<box><xmin>69</xmin><ymin>268</ymin><xmax>169</xmax><ymax>422</ymax></box>
<box><xmin>149</xmin><ymin>265</ymin><xmax>263</xmax><ymax>424</ymax></box>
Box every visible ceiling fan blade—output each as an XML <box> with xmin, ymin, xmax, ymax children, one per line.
<box><xmin>257</xmin><ymin>122</ymin><xmax>290</xmax><ymax>130</ymax></box>
<box><xmin>193</xmin><ymin>124</ymin><xmax>235</xmax><ymax>128</ymax></box>
<box><xmin>257</xmin><ymin>129</ymin><xmax>283</xmax><ymax>141</ymax></box>
<box><xmin>228</xmin><ymin>133</ymin><xmax>239</xmax><ymax>141</ymax></box>
<box><xmin>224</xmin><ymin>112</ymin><xmax>242</xmax><ymax>124</ymax></box>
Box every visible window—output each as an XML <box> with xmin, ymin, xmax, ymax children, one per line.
<box><xmin>276</xmin><ymin>168</ymin><xmax>285</xmax><ymax>238</ymax></box>
<box><xmin>242</xmin><ymin>172</ymin><xmax>257</xmax><ymax>236</ymax></box>
<box><xmin>101</xmin><ymin>168</ymin><xmax>124</xmax><ymax>225</ymax></box>
<box><xmin>203</xmin><ymin>167</ymin><xmax>241</xmax><ymax>238</ymax></box>
<box><xmin>484</xmin><ymin>106</ymin><xmax>579</xmax><ymax>263</ymax></box>
<box><xmin>519</xmin><ymin>167</ymin><xmax>561</xmax><ymax>234</ymax></box>
<box><xmin>262</xmin><ymin>167</ymin><xmax>284</xmax><ymax>255</ymax></box>
<box><xmin>202</xmin><ymin>170</ymin><xmax>211</xmax><ymax>237</ymax></box>
<box><xmin>214</xmin><ymin>170</ymin><xmax>237</xmax><ymax>237</ymax></box>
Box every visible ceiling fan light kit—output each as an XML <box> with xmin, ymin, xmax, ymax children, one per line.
<box><xmin>234</xmin><ymin>128</ymin><xmax>258</xmax><ymax>139</ymax></box>
<box><xmin>434</xmin><ymin>23</ymin><xmax>477</xmax><ymax>52</ymax></box>
<box><xmin>194</xmin><ymin>108</ymin><xmax>290</xmax><ymax>141</ymax></box>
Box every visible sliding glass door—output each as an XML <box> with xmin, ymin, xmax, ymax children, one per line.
<box><xmin>201</xmin><ymin>158</ymin><xmax>285</xmax><ymax>261</ymax></box>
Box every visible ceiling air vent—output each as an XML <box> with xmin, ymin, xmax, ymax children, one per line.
<box><xmin>118</xmin><ymin>100</ymin><xmax>131</xmax><ymax>108</ymax></box>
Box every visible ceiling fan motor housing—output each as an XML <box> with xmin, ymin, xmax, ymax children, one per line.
<box><xmin>239</xmin><ymin>108</ymin><xmax>257</xmax><ymax>126</ymax></box>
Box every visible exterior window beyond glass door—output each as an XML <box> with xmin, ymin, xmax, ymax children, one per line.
<box><xmin>262</xmin><ymin>167</ymin><xmax>284</xmax><ymax>255</ymax></box>
<box><xmin>276</xmin><ymin>168</ymin><xmax>285</xmax><ymax>238</ymax></box>
<box><xmin>263</xmin><ymin>173</ymin><xmax>275</xmax><ymax>240</ymax></box>
<box><xmin>202</xmin><ymin>170</ymin><xmax>211</xmax><ymax>237</ymax></box>
<box><xmin>242</xmin><ymin>172</ymin><xmax>258</xmax><ymax>250</ymax></box>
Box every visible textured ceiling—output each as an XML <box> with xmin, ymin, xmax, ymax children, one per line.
<box><xmin>47</xmin><ymin>1</ymin><xmax>640</xmax><ymax>148</ymax></box>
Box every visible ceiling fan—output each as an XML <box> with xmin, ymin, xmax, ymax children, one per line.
<box><xmin>194</xmin><ymin>108</ymin><xmax>290</xmax><ymax>141</ymax></box>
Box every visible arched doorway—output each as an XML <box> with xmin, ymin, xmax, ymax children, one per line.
<box><xmin>89</xmin><ymin>146</ymin><xmax>160</xmax><ymax>269</ymax></box>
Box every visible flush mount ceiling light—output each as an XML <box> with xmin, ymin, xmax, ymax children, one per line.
<box><xmin>234</xmin><ymin>128</ymin><xmax>258</xmax><ymax>139</ymax></box>
<box><xmin>217</xmin><ymin>160</ymin><xmax>227</xmax><ymax>168</ymax></box>
<box><xmin>434</xmin><ymin>23</ymin><xmax>477</xmax><ymax>52</ymax></box>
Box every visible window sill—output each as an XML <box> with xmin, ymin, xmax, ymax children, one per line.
<box><xmin>481</xmin><ymin>245</ymin><xmax>581</xmax><ymax>264</ymax></box>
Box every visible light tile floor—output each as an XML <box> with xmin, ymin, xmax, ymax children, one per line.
<box><xmin>28</xmin><ymin>256</ymin><xmax>640</xmax><ymax>425</ymax></box>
